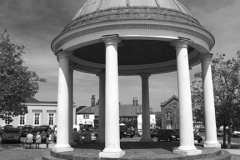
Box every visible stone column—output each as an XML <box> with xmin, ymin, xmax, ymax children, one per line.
<box><xmin>68</xmin><ymin>68</ymin><xmax>76</xmax><ymax>145</ymax></box>
<box><xmin>99</xmin><ymin>35</ymin><xmax>125</xmax><ymax>158</ymax></box>
<box><xmin>200</xmin><ymin>53</ymin><xmax>221</xmax><ymax>148</ymax></box>
<box><xmin>52</xmin><ymin>52</ymin><xmax>73</xmax><ymax>152</ymax></box>
<box><xmin>96</xmin><ymin>73</ymin><xmax>105</xmax><ymax>143</ymax></box>
<box><xmin>140</xmin><ymin>74</ymin><xmax>153</xmax><ymax>142</ymax></box>
<box><xmin>171</xmin><ymin>40</ymin><xmax>201</xmax><ymax>156</ymax></box>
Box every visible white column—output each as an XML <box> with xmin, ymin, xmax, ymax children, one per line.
<box><xmin>96</xmin><ymin>73</ymin><xmax>105</xmax><ymax>143</ymax></box>
<box><xmin>68</xmin><ymin>68</ymin><xmax>76</xmax><ymax>145</ymax></box>
<box><xmin>53</xmin><ymin>52</ymin><xmax>74</xmax><ymax>152</ymax></box>
<box><xmin>99</xmin><ymin>35</ymin><xmax>125</xmax><ymax>158</ymax></box>
<box><xmin>171</xmin><ymin>40</ymin><xmax>201</xmax><ymax>156</ymax></box>
<box><xmin>200</xmin><ymin>53</ymin><xmax>221</xmax><ymax>148</ymax></box>
<box><xmin>140</xmin><ymin>74</ymin><xmax>153</xmax><ymax>142</ymax></box>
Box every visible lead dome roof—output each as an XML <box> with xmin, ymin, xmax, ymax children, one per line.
<box><xmin>63</xmin><ymin>0</ymin><xmax>204</xmax><ymax>32</ymax></box>
<box><xmin>73</xmin><ymin>0</ymin><xmax>191</xmax><ymax>19</ymax></box>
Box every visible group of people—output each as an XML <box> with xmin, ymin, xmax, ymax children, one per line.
<box><xmin>72</xmin><ymin>125</ymin><xmax>96</xmax><ymax>144</ymax></box>
<box><xmin>25</xmin><ymin>127</ymin><xmax>56</xmax><ymax>148</ymax></box>
<box><xmin>25</xmin><ymin>125</ymin><xmax>95</xmax><ymax>148</ymax></box>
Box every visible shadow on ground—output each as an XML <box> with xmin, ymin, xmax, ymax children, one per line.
<box><xmin>72</xmin><ymin>141</ymin><xmax>204</xmax><ymax>152</ymax></box>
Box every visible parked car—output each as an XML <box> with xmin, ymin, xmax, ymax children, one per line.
<box><xmin>31</xmin><ymin>127</ymin><xmax>48</xmax><ymax>142</ymax></box>
<box><xmin>3</xmin><ymin>125</ymin><xmax>13</xmax><ymax>129</ymax></box>
<box><xmin>2</xmin><ymin>128</ymin><xmax>21</xmax><ymax>143</ymax></box>
<box><xmin>20</xmin><ymin>126</ymin><xmax>32</xmax><ymax>137</ymax></box>
<box><xmin>199</xmin><ymin>128</ymin><xmax>205</xmax><ymax>132</ymax></box>
<box><xmin>121</xmin><ymin>128</ymin><xmax>135</xmax><ymax>138</ymax></box>
<box><xmin>17</xmin><ymin>126</ymin><xmax>23</xmax><ymax>131</ymax></box>
<box><xmin>152</xmin><ymin>129</ymin><xmax>202</xmax><ymax>143</ymax></box>
<box><xmin>217</xmin><ymin>130</ymin><xmax>224</xmax><ymax>137</ymax></box>
<box><xmin>39</xmin><ymin>125</ymin><xmax>50</xmax><ymax>131</ymax></box>
<box><xmin>151</xmin><ymin>129</ymin><xmax>179</xmax><ymax>142</ymax></box>
<box><xmin>232</xmin><ymin>131</ymin><xmax>240</xmax><ymax>138</ymax></box>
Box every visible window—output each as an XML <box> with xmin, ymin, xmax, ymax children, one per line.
<box><xmin>165</xmin><ymin>111</ymin><xmax>172</xmax><ymax>120</ymax></box>
<box><xmin>83</xmin><ymin>115</ymin><xmax>89</xmax><ymax>119</ymax></box>
<box><xmin>19</xmin><ymin>115</ymin><xmax>25</xmax><ymax>125</ymax></box>
<box><xmin>34</xmin><ymin>113</ymin><xmax>40</xmax><ymax>125</ymax></box>
<box><xmin>49</xmin><ymin>113</ymin><xmax>54</xmax><ymax>125</ymax></box>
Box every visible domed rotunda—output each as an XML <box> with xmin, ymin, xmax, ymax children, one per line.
<box><xmin>51</xmin><ymin>0</ymin><xmax>220</xmax><ymax>158</ymax></box>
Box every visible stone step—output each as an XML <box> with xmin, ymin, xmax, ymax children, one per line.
<box><xmin>42</xmin><ymin>152</ymin><xmax>67</xmax><ymax>160</ymax></box>
<box><xmin>42</xmin><ymin>149</ymin><xmax>232</xmax><ymax>160</ymax></box>
<box><xmin>231</xmin><ymin>155</ymin><xmax>240</xmax><ymax>160</ymax></box>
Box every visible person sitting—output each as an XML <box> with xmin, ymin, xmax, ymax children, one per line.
<box><xmin>73</xmin><ymin>128</ymin><xmax>80</xmax><ymax>143</ymax></box>
<box><xmin>25</xmin><ymin>131</ymin><xmax>34</xmax><ymax>148</ymax></box>
<box><xmin>35</xmin><ymin>132</ymin><xmax>42</xmax><ymax>148</ymax></box>
<box><xmin>82</xmin><ymin>127</ymin><xmax>92</xmax><ymax>143</ymax></box>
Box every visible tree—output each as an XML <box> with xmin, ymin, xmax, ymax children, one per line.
<box><xmin>191</xmin><ymin>52</ymin><xmax>240</xmax><ymax>148</ymax></box>
<box><xmin>0</xmin><ymin>30</ymin><xmax>46</xmax><ymax>121</ymax></box>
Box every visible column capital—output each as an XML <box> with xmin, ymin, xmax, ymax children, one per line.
<box><xmin>171</xmin><ymin>39</ymin><xmax>193</xmax><ymax>49</ymax></box>
<box><xmin>56</xmin><ymin>51</ymin><xmax>72</xmax><ymax>59</ymax></box>
<box><xmin>199</xmin><ymin>53</ymin><xmax>213</xmax><ymax>61</ymax></box>
<box><xmin>140</xmin><ymin>74</ymin><xmax>151</xmax><ymax>79</ymax></box>
<box><xmin>101</xmin><ymin>34</ymin><xmax>122</xmax><ymax>46</ymax></box>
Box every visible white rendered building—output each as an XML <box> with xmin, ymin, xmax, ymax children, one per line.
<box><xmin>0</xmin><ymin>97</ymin><xmax>76</xmax><ymax>128</ymax></box>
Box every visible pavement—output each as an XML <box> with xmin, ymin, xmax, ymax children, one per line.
<box><xmin>0</xmin><ymin>138</ymin><xmax>239</xmax><ymax>160</ymax></box>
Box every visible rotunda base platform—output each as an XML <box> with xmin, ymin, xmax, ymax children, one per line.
<box><xmin>41</xmin><ymin>141</ymin><xmax>231</xmax><ymax>160</ymax></box>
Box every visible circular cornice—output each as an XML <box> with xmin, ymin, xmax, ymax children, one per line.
<box><xmin>52</xmin><ymin>23</ymin><xmax>214</xmax><ymax>53</ymax></box>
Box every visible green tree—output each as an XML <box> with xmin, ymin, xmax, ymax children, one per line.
<box><xmin>0</xmin><ymin>30</ymin><xmax>46</xmax><ymax>121</ymax></box>
<box><xmin>191</xmin><ymin>52</ymin><xmax>240</xmax><ymax>148</ymax></box>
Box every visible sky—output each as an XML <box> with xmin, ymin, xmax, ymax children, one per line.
<box><xmin>0</xmin><ymin>0</ymin><xmax>239</xmax><ymax>112</ymax></box>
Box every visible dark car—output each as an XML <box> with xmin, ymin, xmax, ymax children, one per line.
<box><xmin>31</xmin><ymin>127</ymin><xmax>48</xmax><ymax>142</ymax></box>
<box><xmin>17</xmin><ymin>126</ymin><xmax>23</xmax><ymax>131</ymax></box>
<box><xmin>20</xmin><ymin>126</ymin><xmax>32</xmax><ymax>137</ymax></box>
<box><xmin>199</xmin><ymin>128</ymin><xmax>205</xmax><ymax>132</ymax></box>
<box><xmin>39</xmin><ymin>125</ymin><xmax>50</xmax><ymax>131</ymax></box>
<box><xmin>121</xmin><ymin>128</ymin><xmax>135</xmax><ymax>138</ymax></box>
<box><xmin>151</xmin><ymin>129</ymin><xmax>179</xmax><ymax>142</ymax></box>
<box><xmin>2</xmin><ymin>128</ymin><xmax>21</xmax><ymax>143</ymax></box>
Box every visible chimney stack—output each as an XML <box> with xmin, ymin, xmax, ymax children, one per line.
<box><xmin>133</xmin><ymin>97</ymin><xmax>138</xmax><ymax>106</ymax></box>
<box><xmin>91</xmin><ymin>95</ymin><xmax>95</xmax><ymax>107</ymax></box>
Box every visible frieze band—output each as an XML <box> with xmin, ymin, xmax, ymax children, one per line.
<box><xmin>63</xmin><ymin>7</ymin><xmax>202</xmax><ymax>32</ymax></box>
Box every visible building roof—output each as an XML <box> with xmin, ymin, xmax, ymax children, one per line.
<box><xmin>160</xmin><ymin>95</ymin><xmax>178</xmax><ymax>106</ymax></box>
<box><xmin>80</xmin><ymin>104</ymin><xmax>155</xmax><ymax>116</ymax></box>
<box><xmin>25</xmin><ymin>97</ymin><xmax>57</xmax><ymax>104</ymax></box>
<box><xmin>77</xmin><ymin>106</ymin><xmax>95</xmax><ymax>114</ymax></box>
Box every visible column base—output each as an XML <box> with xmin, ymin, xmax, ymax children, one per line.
<box><xmin>99</xmin><ymin>150</ymin><xmax>125</xmax><ymax>158</ymax></box>
<box><xmin>52</xmin><ymin>144</ymin><xmax>74</xmax><ymax>153</ymax></box>
<box><xmin>140</xmin><ymin>138</ymin><xmax>153</xmax><ymax>142</ymax></box>
<box><xmin>173</xmin><ymin>149</ymin><xmax>202</xmax><ymax>156</ymax></box>
<box><xmin>204</xmin><ymin>141</ymin><xmax>221</xmax><ymax>148</ymax></box>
